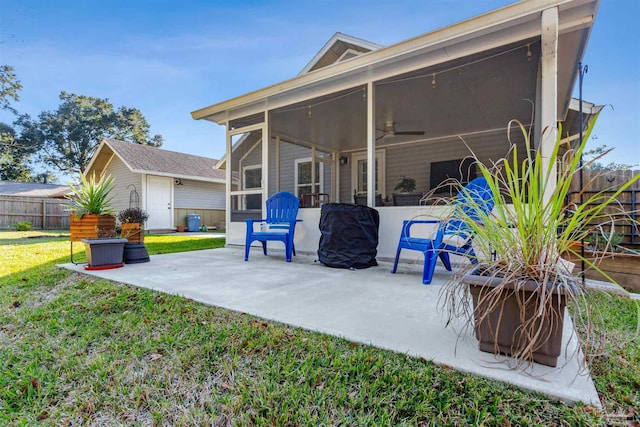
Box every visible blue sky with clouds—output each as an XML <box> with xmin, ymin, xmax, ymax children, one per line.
<box><xmin>1</xmin><ymin>0</ymin><xmax>638</xmax><ymax>168</ymax></box>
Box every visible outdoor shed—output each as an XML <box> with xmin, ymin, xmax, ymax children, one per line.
<box><xmin>84</xmin><ymin>138</ymin><xmax>226</xmax><ymax>231</ymax></box>
<box><xmin>0</xmin><ymin>180</ymin><xmax>70</xmax><ymax>229</ymax></box>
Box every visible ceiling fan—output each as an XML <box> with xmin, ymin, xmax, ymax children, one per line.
<box><xmin>376</xmin><ymin>120</ymin><xmax>424</xmax><ymax>141</ymax></box>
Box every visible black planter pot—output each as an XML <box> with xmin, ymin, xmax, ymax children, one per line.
<box><xmin>123</xmin><ymin>242</ymin><xmax>150</xmax><ymax>264</ymax></box>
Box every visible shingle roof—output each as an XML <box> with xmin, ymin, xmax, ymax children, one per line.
<box><xmin>0</xmin><ymin>181</ymin><xmax>69</xmax><ymax>198</ymax></box>
<box><xmin>103</xmin><ymin>138</ymin><xmax>225</xmax><ymax>182</ymax></box>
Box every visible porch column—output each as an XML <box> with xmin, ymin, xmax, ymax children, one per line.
<box><xmin>225</xmin><ymin>124</ymin><xmax>232</xmax><ymax>235</ymax></box>
<box><xmin>262</xmin><ymin>111</ymin><xmax>269</xmax><ymax>217</ymax></box>
<box><xmin>540</xmin><ymin>7</ymin><xmax>559</xmax><ymax>204</ymax></box>
<box><xmin>366</xmin><ymin>81</ymin><xmax>376</xmax><ymax>207</ymax></box>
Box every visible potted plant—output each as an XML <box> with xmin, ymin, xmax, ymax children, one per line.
<box><xmin>441</xmin><ymin>117</ymin><xmax>639</xmax><ymax>367</ymax></box>
<box><xmin>392</xmin><ymin>175</ymin><xmax>423</xmax><ymax>206</ymax></box>
<box><xmin>65</xmin><ymin>173</ymin><xmax>126</xmax><ymax>268</ymax></box>
<box><xmin>117</xmin><ymin>207</ymin><xmax>149</xmax><ymax>243</ymax></box>
<box><xmin>65</xmin><ymin>173</ymin><xmax>117</xmax><ymax>241</ymax></box>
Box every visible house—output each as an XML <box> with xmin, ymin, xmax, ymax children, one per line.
<box><xmin>0</xmin><ymin>180</ymin><xmax>70</xmax><ymax>229</ymax></box>
<box><xmin>191</xmin><ymin>0</ymin><xmax>600</xmax><ymax>259</ymax></box>
<box><xmin>84</xmin><ymin>138</ymin><xmax>226</xmax><ymax>231</ymax></box>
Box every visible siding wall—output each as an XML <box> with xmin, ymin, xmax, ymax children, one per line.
<box><xmin>174</xmin><ymin>208</ymin><xmax>225</xmax><ymax>230</ymax></box>
<box><xmin>174</xmin><ymin>179</ymin><xmax>225</xmax><ymax>209</ymax></box>
<box><xmin>103</xmin><ymin>156</ymin><xmax>142</xmax><ymax>213</ymax></box>
<box><xmin>338</xmin><ymin>132</ymin><xmax>524</xmax><ymax>202</ymax></box>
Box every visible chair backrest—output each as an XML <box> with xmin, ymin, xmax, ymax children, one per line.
<box><xmin>265</xmin><ymin>192</ymin><xmax>300</xmax><ymax>224</ymax></box>
<box><xmin>443</xmin><ymin>177</ymin><xmax>494</xmax><ymax>239</ymax></box>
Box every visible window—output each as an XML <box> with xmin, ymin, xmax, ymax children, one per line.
<box><xmin>242</xmin><ymin>165</ymin><xmax>262</xmax><ymax>209</ymax></box>
<box><xmin>294</xmin><ymin>158</ymin><xmax>324</xmax><ymax>197</ymax></box>
<box><xmin>351</xmin><ymin>150</ymin><xmax>385</xmax><ymax>197</ymax></box>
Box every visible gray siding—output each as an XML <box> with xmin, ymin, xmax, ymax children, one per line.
<box><xmin>338</xmin><ymin>131</ymin><xmax>525</xmax><ymax>202</ymax></box>
<box><xmin>174</xmin><ymin>179</ymin><xmax>225</xmax><ymax>209</ymax></box>
<box><xmin>270</xmin><ymin>140</ymin><xmax>332</xmax><ymax>197</ymax></box>
<box><xmin>103</xmin><ymin>156</ymin><xmax>142</xmax><ymax>213</ymax></box>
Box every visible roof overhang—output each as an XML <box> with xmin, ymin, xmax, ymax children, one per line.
<box><xmin>192</xmin><ymin>0</ymin><xmax>599</xmax><ymax>126</ymax></box>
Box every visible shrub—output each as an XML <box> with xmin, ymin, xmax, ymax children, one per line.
<box><xmin>14</xmin><ymin>221</ymin><xmax>32</xmax><ymax>231</ymax></box>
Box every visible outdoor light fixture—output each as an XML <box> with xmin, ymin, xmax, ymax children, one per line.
<box><xmin>339</xmin><ymin>156</ymin><xmax>349</xmax><ymax>166</ymax></box>
<box><xmin>526</xmin><ymin>43</ymin><xmax>532</xmax><ymax>61</ymax></box>
<box><xmin>431</xmin><ymin>73</ymin><xmax>437</xmax><ymax>88</ymax></box>
<box><xmin>174</xmin><ymin>178</ymin><xmax>183</xmax><ymax>186</ymax></box>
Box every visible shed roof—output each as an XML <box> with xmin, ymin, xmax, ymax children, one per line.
<box><xmin>0</xmin><ymin>181</ymin><xmax>69</xmax><ymax>198</ymax></box>
<box><xmin>85</xmin><ymin>139</ymin><xmax>226</xmax><ymax>183</ymax></box>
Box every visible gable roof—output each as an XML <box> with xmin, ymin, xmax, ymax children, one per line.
<box><xmin>192</xmin><ymin>0</ymin><xmax>599</xmax><ymax>125</ymax></box>
<box><xmin>298</xmin><ymin>32</ymin><xmax>384</xmax><ymax>76</ymax></box>
<box><xmin>85</xmin><ymin>138</ymin><xmax>226</xmax><ymax>183</ymax></box>
<box><xmin>0</xmin><ymin>181</ymin><xmax>69</xmax><ymax>198</ymax></box>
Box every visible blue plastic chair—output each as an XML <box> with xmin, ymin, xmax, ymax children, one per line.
<box><xmin>244</xmin><ymin>192</ymin><xmax>301</xmax><ymax>262</ymax></box>
<box><xmin>391</xmin><ymin>177</ymin><xmax>494</xmax><ymax>284</ymax></box>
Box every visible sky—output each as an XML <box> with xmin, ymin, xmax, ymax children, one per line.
<box><xmin>1</xmin><ymin>0</ymin><xmax>638</xmax><ymax>173</ymax></box>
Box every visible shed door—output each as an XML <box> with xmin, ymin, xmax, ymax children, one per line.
<box><xmin>146</xmin><ymin>176</ymin><xmax>173</xmax><ymax>229</ymax></box>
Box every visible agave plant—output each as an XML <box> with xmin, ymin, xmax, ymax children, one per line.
<box><xmin>441</xmin><ymin>114</ymin><xmax>640</xmax><ymax>365</ymax></box>
<box><xmin>65</xmin><ymin>173</ymin><xmax>116</xmax><ymax>217</ymax></box>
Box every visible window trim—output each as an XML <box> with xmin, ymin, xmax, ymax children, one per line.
<box><xmin>351</xmin><ymin>150</ymin><xmax>385</xmax><ymax>197</ymax></box>
<box><xmin>294</xmin><ymin>157</ymin><xmax>324</xmax><ymax>197</ymax></box>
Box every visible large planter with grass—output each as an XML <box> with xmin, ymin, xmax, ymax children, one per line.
<box><xmin>69</xmin><ymin>214</ymin><xmax>116</xmax><ymax>242</ymax></box>
<box><xmin>462</xmin><ymin>271</ymin><xmax>570</xmax><ymax>367</ymax></box>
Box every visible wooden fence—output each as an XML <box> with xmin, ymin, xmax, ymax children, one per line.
<box><xmin>0</xmin><ymin>196</ymin><xmax>70</xmax><ymax>230</ymax></box>
<box><xmin>568</xmin><ymin>169</ymin><xmax>640</xmax><ymax>247</ymax></box>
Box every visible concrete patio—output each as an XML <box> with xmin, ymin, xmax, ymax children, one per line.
<box><xmin>61</xmin><ymin>246</ymin><xmax>601</xmax><ymax>406</ymax></box>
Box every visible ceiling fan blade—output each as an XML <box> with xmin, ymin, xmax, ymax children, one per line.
<box><xmin>394</xmin><ymin>131</ymin><xmax>425</xmax><ymax>136</ymax></box>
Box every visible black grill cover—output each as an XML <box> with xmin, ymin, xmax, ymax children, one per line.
<box><xmin>318</xmin><ymin>203</ymin><xmax>379</xmax><ymax>269</ymax></box>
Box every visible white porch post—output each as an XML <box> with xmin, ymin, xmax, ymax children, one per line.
<box><xmin>366</xmin><ymin>81</ymin><xmax>376</xmax><ymax>207</ymax></box>
<box><xmin>275</xmin><ymin>135</ymin><xmax>280</xmax><ymax>192</ymax></box>
<box><xmin>262</xmin><ymin>111</ymin><xmax>269</xmax><ymax>217</ymax></box>
<box><xmin>540</xmin><ymin>7</ymin><xmax>559</xmax><ymax>204</ymax></box>
<box><xmin>225</xmin><ymin>124</ymin><xmax>232</xmax><ymax>239</ymax></box>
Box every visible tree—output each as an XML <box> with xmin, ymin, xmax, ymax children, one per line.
<box><xmin>584</xmin><ymin>144</ymin><xmax>637</xmax><ymax>171</ymax></box>
<box><xmin>0</xmin><ymin>65</ymin><xmax>35</xmax><ymax>181</ymax></box>
<box><xmin>0</xmin><ymin>122</ymin><xmax>33</xmax><ymax>181</ymax></box>
<box><xmin>0</xmin><ymin>65</ymin><xmax>22</xmax><ymax>114</ymax></box>
<box><xmin>25</xmin><ymin>92</ymin><xmax>163</xmax><ymax>175</ymax></box>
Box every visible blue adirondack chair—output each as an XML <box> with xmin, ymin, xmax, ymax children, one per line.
<box><xmin>391</xmin><ymin>177</ymin><xmax>494</xmax><ymax>284</ymax></box>
<box><xmin>244</xmin><ymin>191</ymin><xmax>301</xmax><ymax>262</ymax></box>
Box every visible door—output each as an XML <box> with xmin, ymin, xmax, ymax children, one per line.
<box><xmin>146</xmin><ymin>175</ymin><xmax>173</xmax><ymax>229</ymax></box>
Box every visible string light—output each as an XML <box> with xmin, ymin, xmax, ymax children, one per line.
<box><xmin>378</xmin><ymin>40</ymin><xmax>538</xmax><ymax>87</ymax></box>
<box><xmin>271</xmin><ymin>40</ymin><xmax>538</xmax><ymax>116</ymax></box>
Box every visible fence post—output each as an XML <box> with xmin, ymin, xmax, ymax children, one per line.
<box><xmin>42</xmin><ymin>199</ymin><xmax>46</xmax><ymax>229</ymax></box>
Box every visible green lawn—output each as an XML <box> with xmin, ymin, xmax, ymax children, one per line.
<box><xmin>1</xmin><ymin>231</ymin><xmax>638</xmax><ymax>425</ymax></box>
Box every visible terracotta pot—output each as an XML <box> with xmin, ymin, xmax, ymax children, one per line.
<box><xmin>69</xmin><ymin>214</ymin><xmax>116</xmax><ymax>242</ymax></box>
<box><xmin>462</xmin><ymin>272</ymin><xmax>571</xmax><ymax>367</ymax></box>
<box><xmin>121</xmin><ymin>223</ymin><xmax>144</xmax><ymax>243</ymax></box>
<box><xmin>176</xmin><ymin>225</ymin><xmax>186</xmax><ymax>232</ymax></box>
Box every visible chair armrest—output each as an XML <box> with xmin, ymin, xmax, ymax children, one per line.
<box><xmin>402</xmin><ymin>219</ymin><xmax>440</xmax><ymax>236</ymax></box>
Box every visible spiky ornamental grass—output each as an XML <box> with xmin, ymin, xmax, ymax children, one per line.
<box><xmin>441</xmin><ymin>115</ymin><xmax>640</xmax><ymax>366</ymax></box>
<box><xmin>65</xmin><ymin>173</ymin><xmax>116</xmax><ymax>217</ymax></box>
